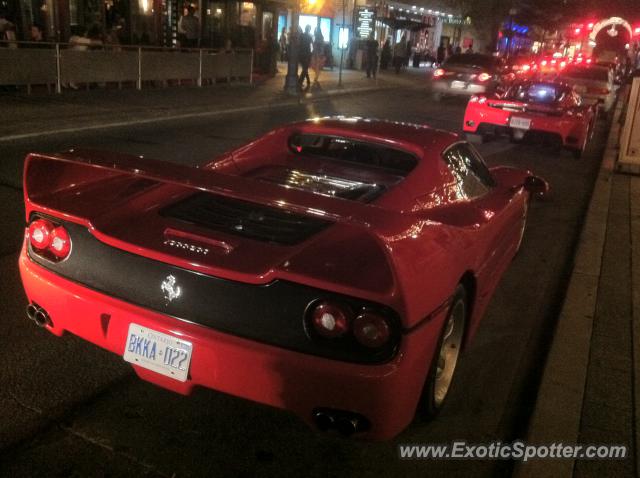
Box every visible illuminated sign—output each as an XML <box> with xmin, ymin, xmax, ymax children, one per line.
<box><xmin>356</xmin><ymin>7</ymin><xmax>375</xmax><ymax>39</ymax></box>
<box><xmin>338</xmin><ymin>26</ymin><xmax>349</xmax><ymax>49</ymax></box>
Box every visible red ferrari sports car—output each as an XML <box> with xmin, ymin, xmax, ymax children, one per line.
<box><xmin>463</xmin><ymin>80</ymin><xmax>597</xmax><ymax>158</ymax></box>
<box><xmin>19</xmin><ymin>117</ymin><xmax>547</xmax><ymax>440</ymax></box>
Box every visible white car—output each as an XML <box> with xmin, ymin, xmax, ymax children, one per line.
<box><xmin>558</xmin><ymin>65</ymin><xmax>616</xmax><ymax>112</ymax></box>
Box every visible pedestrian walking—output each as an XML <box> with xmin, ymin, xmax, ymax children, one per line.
<box><xmin>298</xmin><ymin>25</ymin><xmax>312</xmax><ymax>89</ymax></box>
<box><xmin>311</xmin><ymin>27</ymin><xmax>325</xmax><ymax>86</ymax></box>
<box><xmin>365</xmin><ymin>35</ymin><xmax>378</xmax><ymax>78</ymax></box>
<box><xmin>279</xmin><ymin>27</ymin><xmax>287</xmax><ymax>61</ymax></box>
<box><xmin>178</xmin><ymin>5</ymin><xmax>199</xmax><ymax>48</ymax></box>
<box><xmin>393</xmin><ymin>34</ymin><xmax>407</xmax><ymax>74</ymax></box>
<box><xmin>436</xmin><ymin>43</ymin><xmax>445</xmax><ymax>65</ymax></box>
<box><xmin>380</xmin><ymin>38</ymin><xmax>391</xmax><ymax>70</ymax></box>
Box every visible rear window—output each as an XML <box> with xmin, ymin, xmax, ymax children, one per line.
<box><xmin>563</xmin><ymin>67</ymin><xmax>609</xmax><ymax>82</ymax></box>
<box><xmin>444</xmin><ymin>54</ymin><xmax>495</xmax><ymax>69</ymax></box>
<box><xmin>504</xmin><ymin>83</ymin><xmax>567</xmax><ymax>104</ymax></box>
<box><xmin>289</xmin><ymin>134</ymin><xmax>418</xmax><ymax>175</ymax></box>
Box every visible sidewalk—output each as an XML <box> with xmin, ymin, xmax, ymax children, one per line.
<box><xmin>516</xmin><ymin>91</ymin><xmax>639</xmax><ymax>477</ymax></box>
<box><xmin>0</xmin><ymin>64</ymin><xmax>427</xmax><ymax>141</ymax></box>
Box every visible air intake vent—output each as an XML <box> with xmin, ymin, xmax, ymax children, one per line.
<box><xmin>161</xmin><ymin>193</ymin><xmax>332</xmax><ymax>246</ymax></box>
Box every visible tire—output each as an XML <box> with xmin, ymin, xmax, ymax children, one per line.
<box><xmin>417</xmin><ymin>284</ymin><xmax>467</xmax><ymax>419</ymax></box>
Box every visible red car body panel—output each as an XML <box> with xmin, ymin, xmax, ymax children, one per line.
<box><xmin>19</xmin><ymin>118</ymin><xmax>537</xmax><ymax>439</ymax></box>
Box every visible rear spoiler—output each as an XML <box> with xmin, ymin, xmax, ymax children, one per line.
<box><xmin>23</xmin><ymin>150</ymin><xmax>416</xmax><ymax>235</ymax></box>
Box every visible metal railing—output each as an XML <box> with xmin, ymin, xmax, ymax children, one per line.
<box><xmin>0</xmin><ymin>42</ymin><xmax>253</xmax><ymax>93</ymax></box>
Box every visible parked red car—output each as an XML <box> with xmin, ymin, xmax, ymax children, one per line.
<box><xmin>19</xmin><ymin>118</ymin><xmax>547</xmax><ymax>440</ymax></box>
<box><xmin>463</xmin><ymin>81</ymin><xmax>597</xmax><ymax>158</ymax></box>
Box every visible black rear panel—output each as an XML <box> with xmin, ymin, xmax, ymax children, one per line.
<box><xmin>161</xmin><ymin>192</ymin><xmax>332</xmax><ymax>246</ymax></box>
<box><xmin>28</xmin><ymin>218</ymin><xmax>400</xmax><ymax>364</ymax></box>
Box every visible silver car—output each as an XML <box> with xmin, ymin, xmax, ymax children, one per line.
<box><xmin>558</xmin><ymin>65</ymin><xmax>616</xmax><ymax>112</ymax></box>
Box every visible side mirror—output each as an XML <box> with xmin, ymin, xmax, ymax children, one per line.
<box><xmin>524</xmin><ymin>176</ymin><xmax>549</xmax><ymax>198</ymax></box>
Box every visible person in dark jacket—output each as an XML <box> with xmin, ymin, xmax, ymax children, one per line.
<box><xmin>436</xmin><ymin>43</ymin><xmax>446</xmax><ymax>65</ymax></box>
<box><xmin>298</xmin><ymin>25</ymin><xmax>312</xmax><ymax>89</ymax></box>
<box><xmin>380</xmin><ymin>38</ymin><xmax>391</xmax><ymax>70</ymax></box>
<box><xmin>365</xmin><ymin>35</ymin><xmax>378</xmax><ymax>78</ymax></box>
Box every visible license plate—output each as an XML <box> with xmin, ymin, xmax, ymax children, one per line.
<box><xmin>510</xmin><ymin>116</ymin><xmax>531</xmax><ymax>130</ymax></box>
<box><xmin>451</xmin><ymin>80</ymin><xmax>466</xmax><ymax>89</ymax></box>
<box><xmin>123</xmin><ymin>323</ymin><xmax>193</xmax><ymax>382</ymax></box>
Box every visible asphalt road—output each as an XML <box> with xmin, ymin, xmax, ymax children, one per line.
<box><xmin>0</xmin><ymin>87</ymin><xmax>606</xmax><ymax>477</ymax></box>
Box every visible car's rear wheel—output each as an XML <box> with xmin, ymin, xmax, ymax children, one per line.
<box><xmin>418</xmin><ymin>285</ymin><xmax>467</xmax><ymax>419</ymax></box>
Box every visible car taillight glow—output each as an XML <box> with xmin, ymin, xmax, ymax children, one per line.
<box><xmin>541</xmin><ymin>60</ymin><xmax>548</xmax><ymax>66</ymax></box>
<box><xmin>433</xmin><ymin>68</ymin><xmax>445</xmax><ymax>78</ymax></box>
<box><xmin>560</xmin><ymin>61</ymin><xmax>567</xmax><ymax>68</ymax></box>
<box><xmin>353</xmin><ymin>312</ymin><xmax>391</xmax><ymax>348</ymax></box>
<box><xmin>521</xmin><ymin>64</ymin><xmax>531</xmax><ymax>71</ymax></box>
<box><xmin>49</xmin><ymin>226</ymin><xmax>71</xmax><ymax>259</ymax></box>
<box><xmin>28</xmin><ymin>219</ymin><xmax>54</xmax><ymax>250</ymax></box>
<box><xmin>478</xmin><ymin>72</ymin><xmax>491</xmax><ymax>82</ymax></box>
<box><xmin>310</xmin><ymin>301</ymin><xmax>351</xmax><ymax>338</ymax></box>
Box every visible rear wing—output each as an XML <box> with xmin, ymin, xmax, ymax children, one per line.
<box><xmin>23</xmin><ymin>150</ymin><xmax>415</xmax><ymax>236</ymax></box>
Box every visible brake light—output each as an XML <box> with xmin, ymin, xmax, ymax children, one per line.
<box><xmin>308</xmin><ymin>301</ymin><xmax>351</xmax><ymax>338</ymax></box>
<box><xmin>541</xmin><ymin>60</ymin><xmax>548</xmax><ymax>66</ymax></box>
<box><xmin>28</xmin><ymin>219</ymin><xmax>54</xmax><ymax>250</ymax></box>
<box><xmin>551</xmin><ymin>59</ymin><xmax>557</xmax><ymax>65</ymax></box>
<box><xmin>28</xmin><ymin>218</ymin><xmax>72</xmax><ymax>260</ymax></box>
<box><xmin>560</xmin><ymin>61</ymin><xmax>567</xmax><ymax>68</ymax></box>
<box><xmin>478</xmin><ymin>72</ymin><xmax>491</xmax><ymax>82</ymax></box>
<box><xmin>586</xmin><ymin>58</ymin><xmax>592</xmax><ymax>64</ymax></box>
<box><xmin>521</xmin><ymin>64</ymin><xmax>531</xmax><ymax>71</ymax></box>
<box><xmin>433</xmin><ymin>68</ymin><xmax>445</xmax><ymax>78</ymax></box>
<box><xmin>353</xmin><ymin>312</ymin><xmax>391</xmax><ymax>348</ymax></box>
<box><xmin>49</xmin><ymin>226</ymin><xmax>71</xmax><ymax>259</ymax></box>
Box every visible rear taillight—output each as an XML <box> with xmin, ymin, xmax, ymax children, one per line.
<box><xmin>28</xmin><ymin>218</ymin><xmax>71</xmax><ymax>260</ymax></box>
<box><xmin>560</xmin><ymin>61</ymin><xmax>567</xmax><ymax>68</ymax></box>
<box><xmin>28</xmin><ymin>219</ymin><xmax>54</xmax><ymax>250</ymax></box>
<box><xmin>49</xmin><ymin>226</ymin><xmax>71</xmax><ymax>259</ymax></box>
<box><xmin>477</xmin><ymin>72</ymin><xmax>491</xmax><ymax>82</ymax></box>
<box><xmin>541</xmin><ymin>60</ymin><xmax>548</xmax><ymax>66</ymax></box>
<box><xmin>433</xmin><ymin>68</ymin><xmax>445</xmax><ymax>78</ymax></box>
<box><xmin>309</xmin><ymin>301</ymin><xmax>351</xmax><ymax>338</ymax></box>
<box><xmin>353</xmin><ymin>312</ymin><xmax>391</xmax><ymax>348</ymax></box>
<box><xmin>521</xmin><ymin>64</ymin><xmax>531</xmax><ymax>72</ymax></box>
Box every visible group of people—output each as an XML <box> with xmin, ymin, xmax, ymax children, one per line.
<box><xmin>280</xmin><ymin>25</ymin><xmax>326</xmax><ymax>90</ymax></box>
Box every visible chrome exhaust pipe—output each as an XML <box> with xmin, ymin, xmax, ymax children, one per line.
<box><xmin>313</xmin><ymin>411</ymin><xmax>334</xmax><ymax>432</ymax></box>
<box><xmin>335</xmin><ymin>417</ymin><xmax>359</xmax><ymax>437</ymax></box>
<box><xmin>33</xmin><ymin>309</ymin><xmax>51</xmax><ymax>327</ymax></box>
<box><xmin>26</xmin><ymin>304</ymin><xmax>38</xmax><ymax>321</ymax></box>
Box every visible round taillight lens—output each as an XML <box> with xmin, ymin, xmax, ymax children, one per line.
<box><xmin>478</xmin><ymin>72</ymin><xmax>491</xmax><ymax>82</ymax></box>
<box><xmin>310</xmin><ymin>302</ymin><xmax>351</xmax><ymax>338</ymax></box>
<box><xmin>49</xmin><ymin>226</ymin><xmax>71</xmax><ymax>259</ymax></box>
<box><xmin>28</xmin><ymin>219</ymin><xmax>54</xmax><ymax>250</ymax></box>
<box><xmin>353</xmin><ymin>312</ymin><xmax>391</xmax><ymax>348</ymax></box>
<box><xmin>433</xmin><ymin>68</ymin><xmax>445</xmax><ymax>78</ymax></box>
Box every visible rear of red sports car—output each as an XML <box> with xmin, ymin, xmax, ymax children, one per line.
<box><xmin>19</xmin><ymin>118</ymin><xmax>535</xmax><ymax>440</ymax></box>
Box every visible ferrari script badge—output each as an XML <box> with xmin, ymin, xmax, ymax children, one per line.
<box><xmin>161</xmin><ymin>275</ymin><xmax>182</xmax><ymax>303</ymax></box>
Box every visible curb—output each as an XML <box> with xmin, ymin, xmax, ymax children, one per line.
<box><xmin>0</xmin><ymin>84</ymin><xmax>395</xmax><ymax>143</ymax></box>
<box><xmin>513</xmin><ymin>93</ymin><xmax>627</xmax><ymax>478</ymax></box>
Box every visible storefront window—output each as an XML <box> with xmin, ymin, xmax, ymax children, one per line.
<box><xmin>207</xmin><ymin>1</ymin><xmax>224</xmax><ymax>47</ymax></box>
<box><xmin>261</xmin><ymin>11</ymin><xmax>272</xmax><ymax>40</ymax></box>
<box><xmin>239</xmin><ymin>1</ymin><xmax>255</xmax><ymax>27</ymax></box>
<box><xmin>298</xmin><ymin>14</ymin><xmax>315</xmax><ymax>34</ymax></box>
<box><xmin>319</xmin><ymin>16</ymin><xmax>330</xmax><ymax>41</ymax></box>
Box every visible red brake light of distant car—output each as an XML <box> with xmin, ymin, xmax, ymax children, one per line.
<box><xmin>433</xmin><ymin>68</ymin><xmax>445</xmax><ymax>78</ymax></box>
<box><xmin>353</xmin><ymin>312</ymin><xmax>391</xmax><ymax>348</ymax></box>
<box><xmin>541</xmin><ymin>60</ymin><xmax>548</xmax><ymax>67</ymax></box>
<box><xmin>309</xmin><ymin>301</ymin><xmax>351</xmax><ymax>338</ymax></box>
<box><xmin>521</xmin><ymin>64</ymin><xmax>531</xmax><ymax>72</ymax></box>
<box><xmin>28</xmin><ymin>219</ymin><xmax>54</xmax><ymax>250</ymax></box>
<box><xmin>560</xmin><ymin>61</ymin><xmax>567</xmax><ymax>68</ymax></box>
<box><xmin>49</xmin><ymin>226</ymin><xmax>71</xmax><ymax>259</ymax></box>
<box><xmin>586</xmin><ymin>58</ymin><xmax>592</xmax><ymax>64</ymax></box>
<box><xmin>477</xmin><ymin>72</ymin><xmax>491</xmax><ymax>82</ymax></box>
<box><xmin>551</xmin><ymin>59</ymin><xmax>557</xmax><ymax>65</ymax></box>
